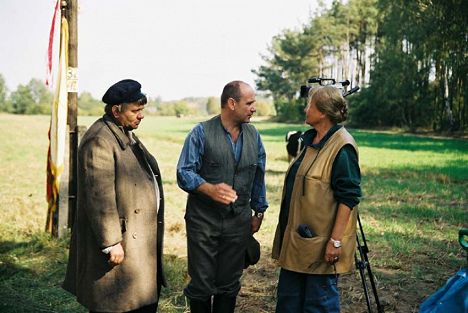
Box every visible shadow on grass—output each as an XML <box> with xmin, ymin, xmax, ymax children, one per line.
<box><xmin>0</xmin><ymin>240</ymin><xmax>32</xmax><ymax>254</ymax></box>
<box><xmin>0</xmin><ymin>244</ymin><xmax>59</xmax><ymax>313</ymax></box>
<box><xmin>256</xmin><ymin>124</ymin><xmax>468</xmax><ymax>153</ymax></box>
<box><xmin>0</xmin><ymin>234</ymin><xmax>80</xmax><ymax>313</ymax></box>
<box><xmin>350</xmin><ymin>129</ymin><xmax>468</xmax><ymax>153</ymax></box>
<box><xmin>255</xmin><ymin>124</ymin><xmax>308</xmax><ymax>141</ymax></box>
<box><xmin>0</xmin><ymin>242</ymin><xmax>35</xmax><ymax>280</ymax></box>
<box><xmin>363</xmin><ymin>163</ymin><xmax>468</xmax><ymax>184</ymax></box>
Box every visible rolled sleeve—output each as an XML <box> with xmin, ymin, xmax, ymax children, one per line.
<box><xmin>250</xmin><ymin>131</ymin><xmax>269</xmax><ymax>213</ymax></box>
<box><xmin>177</xmin><ymin>124</ymin><xmax>206</xmax><ymax>192</ymax></box>
<box><xmin>331</xmin><ymin>144</ymin><xmax>362</xmax><ymax>210</ymax></box>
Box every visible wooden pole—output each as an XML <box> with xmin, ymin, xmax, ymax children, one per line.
<box><xmin>57</xmin><ymin>125</ymin><xmax>70</xmax><ymax>238</ymax></box>
<box><xmin>62</xmin><ymin>0</ymin><xmax>78</xmax><ymax>229</ymax></box>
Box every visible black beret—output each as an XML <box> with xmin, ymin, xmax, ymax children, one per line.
<box><xmin>102</xmin><ymin>79</ymin><xmax>146</xmax><ymax>106</ymax></box>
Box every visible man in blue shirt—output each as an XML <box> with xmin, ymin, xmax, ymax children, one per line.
<box><xmin>177</xmin><ymin>81</ymin><xmax>268</xmax><ymax>313</ymax></box>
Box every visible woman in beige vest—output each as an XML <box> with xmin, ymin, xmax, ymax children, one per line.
<box><xmin>272</xmin><ymin>86</ymin><xmax>362</xmax><ymax>312</ymax></box>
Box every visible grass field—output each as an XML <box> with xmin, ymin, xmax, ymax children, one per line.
<box><xmin>0</xmin><ymin>114</ymin><xmax>467</xmax><ymax>313</ymax></box>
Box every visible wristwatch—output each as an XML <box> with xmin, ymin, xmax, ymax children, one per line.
<box><xmin>254</xmin><ymin>212</ymin><xmax>264</xmax><ymax>219</ymax></box>
<box><xmin>330</xmin><ymin>238</ymin><xmax>342</xmax><ymax>248</ymax></box>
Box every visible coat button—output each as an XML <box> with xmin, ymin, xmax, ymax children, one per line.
<box><xmin>135</xmin><ymin>208</ymin><xmax>141</xmax><ymax>214</ymax></box>
<box><xmin>132</xmin><ymin>233</ymin><xmax>138</xmax><ymax>239</ymax></box>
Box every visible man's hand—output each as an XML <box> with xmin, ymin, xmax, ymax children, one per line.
<box><xmin>197</xmin><ymin>182</ymin><xmax>238</xmax><ymax>204</ymax></box>
<box><xmin>108</xmin><ymin>243</ymin><xmax>124</xmax><ymax>266</ymax></box>
<box><xmin>251</xmin><ymin>216</ymin><xmax>263</xmax><ymax>234</ymax></box>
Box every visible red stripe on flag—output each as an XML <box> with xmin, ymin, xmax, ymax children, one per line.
<box><xmin>46</xmin><ymin>0</ymin><xmax>60</xmax><ymax>87</ymax></box>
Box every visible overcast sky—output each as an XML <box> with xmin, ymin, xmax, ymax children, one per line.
<box><xmin>0</xmin><ymin>0</ymin><xmax>329</xmax><ymax>101</ymax></box>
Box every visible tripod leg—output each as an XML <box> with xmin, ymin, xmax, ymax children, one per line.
<box><xmin>361</xmin><ymin>248</ymin><xmax>384</xmax><ymax>312</ymax></box>
<box><xmin>356</xmin><ymin>237</ymin><xmax>373</xmax><ymax>313</ymax></box>
<box><xmin>357</xmin><ymin>213</ymin><xmax>385</xmax><ymax>313</ymax></box>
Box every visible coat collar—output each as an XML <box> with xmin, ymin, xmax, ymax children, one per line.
<box><xmin>303</xmin><ymin>125</ymin><xmax>343</xmax><ymax>149</ymax></box>
<box><xmin>103</xmin><ymin>114</ymin><xmax>131</xmax><ymax>150</ymax></box>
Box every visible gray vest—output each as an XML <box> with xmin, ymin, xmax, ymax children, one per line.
<box><xmin>188</xmin><ymin>115</ymin><xmax>259</xmax><ymax>217</ymax></box>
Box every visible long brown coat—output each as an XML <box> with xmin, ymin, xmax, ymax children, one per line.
<box><xmin>62</xmin><ymin>115</ymin><xmax>165</xmax><ymax>312</ymax></box>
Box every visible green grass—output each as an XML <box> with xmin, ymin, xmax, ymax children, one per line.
<box><xmin>0</xmin><ymin>114</ymin><xmax>467</xmax><ymax>312</ymax></box>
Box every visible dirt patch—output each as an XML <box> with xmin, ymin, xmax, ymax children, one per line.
<box><xmin>162</xmin><ymin>220</ymin><xmax>461</xmax><ymax>313</ymax></box>
<box><xmin>235</xmin><ymin>246</ymin><xmax>460</xmax><ymax>313</ymax></box>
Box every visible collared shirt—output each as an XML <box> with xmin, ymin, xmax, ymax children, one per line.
<box><xmin>177</xmin><ymin>122</ymin><xmax>268</xmax><ymax>213</ymax></box>
<box><xmin>127</xmin><ymin>130</ymin><xmax>160</xmax><ymax>214</ymax></box>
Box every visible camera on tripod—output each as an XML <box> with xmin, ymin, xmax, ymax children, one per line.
<box><xmin>300</xmin><ymin>77</ymin><xmax>360</xmax><ymax>98</ymax></box>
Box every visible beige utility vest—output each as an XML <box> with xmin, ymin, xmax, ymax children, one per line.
<box><xmin>272</xmin><ymin>127</ymin><xmax>359</xmax><ymax>274</ymax></box>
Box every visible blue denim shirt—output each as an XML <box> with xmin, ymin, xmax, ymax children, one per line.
<box><xmin>177</xmin><ymin>122</ymin><xmax>268</xmax><ymax>213</ymax></box>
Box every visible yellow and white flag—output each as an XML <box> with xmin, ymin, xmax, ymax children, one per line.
<box><xmin>46</xmin><ymin>16</ymin><xmax>69</xmax><ymax>233</ymax></box>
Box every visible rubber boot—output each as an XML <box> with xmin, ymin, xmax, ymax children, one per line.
<box><xmin>212</xmin><ymin>295</ymin><xmax>236</xmax><ymax>313</ymax></box>
<box><xmin>189</xmin><ymin>297</ymin><xmax>212</xmax><ymax>313</ymax></box>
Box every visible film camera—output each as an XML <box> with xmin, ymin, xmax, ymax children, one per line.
<box><xmin>300</xmin><ymin>77</ymin><xmax>360</xmax><ymax>98</ymax></box>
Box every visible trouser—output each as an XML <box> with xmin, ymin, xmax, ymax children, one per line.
<box><xmin>184</xmin><ymin>201</ymin><xmax>251</xmax><ymax>301</ymax></box>
<box><xmin>275</xmin><ymin>268</ymin><xmax>340</xmax><ymax>313</ymax></box>
<box><xmin>90</xmin><ymin>302</ymin><xmax>158</xmax><ymax>313</ymax></box>
<box><xmin>189</xmin><ymin>295</ymin><xmax>237</xmax><ymax>313</ymax></box>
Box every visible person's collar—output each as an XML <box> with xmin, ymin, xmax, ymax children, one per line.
<box><xmin>127</xmin><ymin>130</ymin><xmax>136</xmax><ymax>145</ymax></box>
<box><xmin>305</xmin><ymin>125</ymin><xmax>343</xmax><ymax>149</ymax></box>
<box><xmin>103</xmin><ymin>114</ymin><xmax>132</xmax><ymax>150</ymax></box>
<box><xmin>219</xmin><ymin>114</ymin><xmax>244</xmax><ymax>135</ymax></box>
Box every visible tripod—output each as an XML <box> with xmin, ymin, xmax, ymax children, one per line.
<box><xmin>354</xmin><ymin>213</ymin><xmax>385</xmax><ymax>313</ymax></box>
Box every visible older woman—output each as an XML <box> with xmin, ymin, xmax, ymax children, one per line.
<box><xmin>272</xmin><ymin>86</ymin><xmax>362</xmax><ymax>312</ymax></box>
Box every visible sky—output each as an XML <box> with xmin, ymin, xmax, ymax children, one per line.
<box><xmin>0</xmin><ymin>0</ymin><xmax>329</xmax><ymax>101</ymax></box>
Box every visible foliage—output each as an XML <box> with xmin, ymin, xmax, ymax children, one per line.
<box><xmin>206</xmin><ymin>96</ymin><xmax>220</xmax><ymax>115</ymax></box>
<box><xmin>252</xmin><ymin>0</ymin><xmax>468</xmax><ymax>132</ymax></box>
<box><xmin>158</xmin><ymin>102</ymin><xmax>177</xmax><ymax>116</ymax></box>
<box><xmin>253</xmin><ymin>28</ymin><xmax>319</xmax><ymax>120</ymax></box>
<box><xmin>146</xmin><ymin>97</ymin><xmax>212</xmax><ymax>117</ymax></box>
<box><xmin>78</xmin><ymin>92</ymin><xmax>103</xmax><ymax>116</ymax></box>
<box><xmin>153</xmin><ymin>100</ymin><xmax>203</xmax><ymax>117</ymax></box>
<box><xmin>8</xmin><ymin>79</ymin><xmax>53</xmax><ymax>115</ymax></box>
<box><xmin>0</xmin><ymin>115</ymin><xmax>467</xmax><ymax>312</ymax></box>
<box><xmin>351</xmin><ymin>0</ymin><xmax>467</xmax><ymax>131</ymax></box>
<box><xmin>0</xmin><ymin>73</ymin><xmax>11</xmax><ymax>113</ymax></box>
<box><xmin>272</xmin><ymin>98</ymin><xmax>306</xmax><ymax>122</ymax></box>
<box><xmin>255</xmin><ymin>98</ymin><xmax>275</xmax><ymax>117</ymax></box>
<box><xmin>173</xmin><ymin>100</ymin><xmax>190</xmax><ymax>117</ymax></box>
<box><xmin>0</xmin><ymin>74</ymin><xmax>214</xmax><ymax>118</ymax></box>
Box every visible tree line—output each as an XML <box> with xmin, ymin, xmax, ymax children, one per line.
<box><xmin>0</xmin><ymin>73</ymin><xmax>274</xmax><ymax>117</ymax></box>
<box><xmin>253</xmin><ymin>0</ymin><xmax>467</xmax><ymax>132</ymax></box>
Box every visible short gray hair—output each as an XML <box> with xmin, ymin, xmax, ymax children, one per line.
<box><xmin>308</xmin><ymin>86</ymin><xmax>348</xmax><ymax>124</ymax></box>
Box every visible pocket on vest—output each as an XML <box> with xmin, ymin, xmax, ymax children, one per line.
<box><xmin>283</xmin><ymin>230</ymin><xmax>326</xmax><ymax>271</ymax></box>
<box><xmin>235</xmin><ymin>188</ymin><xmax>250</xmax><ymax>207</ymax></box>
<box><xmin>202</xmin><ymin>161</ymin><xmax>223</xmax><ymax>183</ymax></box>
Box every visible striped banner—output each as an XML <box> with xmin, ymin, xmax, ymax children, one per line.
<box><xmin>46</xmin><ymin>16</ymin><xmax>69</xmax><ymax>234</ymax></box>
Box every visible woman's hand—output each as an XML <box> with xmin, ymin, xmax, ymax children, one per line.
<box><xmin>327</xmin><ymin>203</ymin><xmax>352</xmax><ymax>264</ymax></box>
<box><xmin>325</xmin><ymin>239</ymin><xmax>341</xmax><ymax>264</ymax></box>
